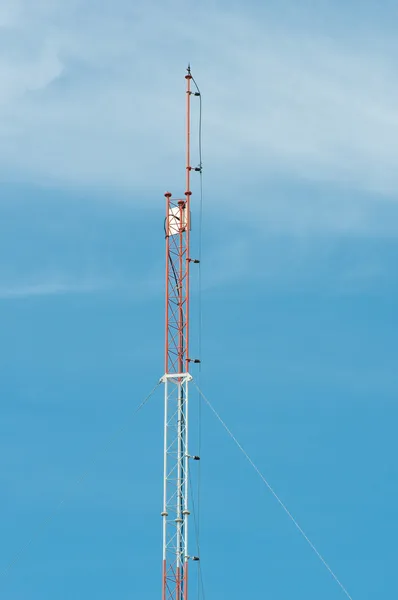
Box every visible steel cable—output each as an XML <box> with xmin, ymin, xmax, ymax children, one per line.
<box><xmin>195</xmin><ymin>383</ymin><xmax>355</xmax><ymax>600</ymax></box>
<box><xmin>1</xmin><ymin>380</ymin><xmax>161</xmax><ymax>580</ymax></box>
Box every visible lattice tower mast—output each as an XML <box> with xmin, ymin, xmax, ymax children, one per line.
<box><xmin>161</xmin><ymin>66</ymin><xmax>200</xmax><ymax>600</ymax></box>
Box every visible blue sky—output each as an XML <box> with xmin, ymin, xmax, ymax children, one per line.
<box><xmin>0</xmin><ymin>0</ymin><xmax>397</xmax><ymax>598</ymax></box>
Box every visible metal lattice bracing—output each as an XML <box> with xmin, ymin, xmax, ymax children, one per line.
<box><xmin>164</xmin><ymin>194</ymin><xmax>190</xmax><ymax>376</ymax></box>
<box><xmin>161</xmin><ymin>374</ymin><xmax>191</xmax><ymax>600</ymax></box>
<box><xmin>161</xmin><ymin>68</ymin><xmax>194</xmax><ymax>600</ymax></box>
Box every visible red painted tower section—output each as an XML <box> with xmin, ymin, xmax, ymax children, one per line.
<box><xmin>164</xmin><ymin>71</ymin><xmax>192</xmax><ymax>376</ymax></box>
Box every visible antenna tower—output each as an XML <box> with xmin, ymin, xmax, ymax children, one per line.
<box><xmin>161</xmin><ymin>67</ymin><xmax>201</xmax><ymax>600</ymax></box>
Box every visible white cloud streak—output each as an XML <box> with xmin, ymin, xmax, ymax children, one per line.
<box><xmin>0</xmin><ymin>279</ymin><xmax>105</xmax><ymax>299</ymax></box>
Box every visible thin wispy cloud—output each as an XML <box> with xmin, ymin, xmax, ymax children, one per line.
<box><xmin>0</xmin><ymin>279</ymin><xmax>106</xmax><ymax>300</ymax></box>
